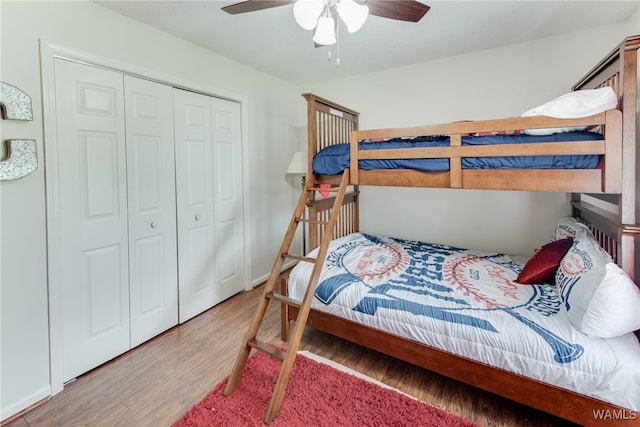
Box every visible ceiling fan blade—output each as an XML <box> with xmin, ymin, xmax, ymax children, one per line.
<box><xmin>222</xmin><ymin>0</ymin><xmax>293</xmax><ymax>15</ymax></box>
<box><xmin>367</xmin><ymin>0</ymin><xmax>430</xmax><ymax>22</ymax></box>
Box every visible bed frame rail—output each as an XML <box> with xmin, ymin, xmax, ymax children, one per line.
<box><xmin>572</xmin><ymin>198</ymin><xmax>640</xmax><ymax>280</ymax></box>
<box><xmin>349</xmin><ymin>112</ymin><xmax>621</xmax><ymax>193</ymax></box>
<box><xmin>307</xmin><ymin>191</ymin><xmax>359</xmax><ymax>251</ymax></box>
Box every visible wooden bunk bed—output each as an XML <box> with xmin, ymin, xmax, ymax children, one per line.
<box><xmin>281</xmin><ymin>35</ymin><xmax>640</xmax><ymax>426</ymax></box>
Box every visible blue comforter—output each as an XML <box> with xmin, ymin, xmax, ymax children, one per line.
<box><xmin>312</xmin><ymin>131</ymin><xmax>603</xmax><ymax>175</ymax></box>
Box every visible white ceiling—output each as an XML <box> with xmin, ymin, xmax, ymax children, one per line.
<box><xmin>94</xmin><ymin>1</ymin><xmax>639</xmax><ymax>86</ymax></box>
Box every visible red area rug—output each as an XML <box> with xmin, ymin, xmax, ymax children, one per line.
<box><xmin>173</xmin><ymin>351</ymin><xmax>478</xmax><ymax>426</ymax></box>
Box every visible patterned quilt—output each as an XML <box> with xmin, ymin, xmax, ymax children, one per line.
<box><xmin>288</xmin><ymin>233</ymin><xmax>640</xmax><ymax>411</ymax></box>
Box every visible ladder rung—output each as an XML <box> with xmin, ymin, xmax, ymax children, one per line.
<box><xmin>248</xmin><ymin>339</ymin><xmax>286</xmax><ymax>361</ymax></box>
<box><xmin>266</xmin><ymin>292</ymin><xmax>301</xmax><ymax>309</ymax></box>
<box><xmin>308</xmin><ymin>187</ymin><xmax>339</xmax><ymax>193</ymax></box>
<box><xmin>282</xmin><ymin>253</ymin><xmax>316</xmax><ymax>263</ymax></box>
<box><xmin>295</xmin><ymin>217</ymin><xmax>329</xmax><ymax>225</ymax></box>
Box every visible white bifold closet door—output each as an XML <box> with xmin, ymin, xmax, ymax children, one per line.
<box><xmin>124</xmin><ymin>76</ymin><xmax>178</xmax><ymax>347</ymax></box>
<box><xmin>54</xmin><ymin>59</ymin><xmax>178</xmax><ymax>382</ymax></box>
<box><xmin>174</xmin><ymin>89</ymin><xmax>245</xmax><ymax>323</ymax></box>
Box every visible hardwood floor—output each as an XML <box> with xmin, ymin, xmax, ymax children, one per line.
<box><xmin>5</xmin><ymin>283</ymin><xmax>576</xmax><ymax>427</ymax></box>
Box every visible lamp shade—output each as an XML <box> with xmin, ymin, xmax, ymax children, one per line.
<box><xmin>293</xmin><ymin>0</ymin><xmax>324</xmax><ymax>30</ymax></box>
<box><xmin>286</xmin><ymin>151</ymin><xmax>307</xmax><ymax>175</ymax></box>
<box><xmin>337</xmin><ymin>0</ymin><xmax>369</xmax><ymax>33</ymax></box>
<box><xmin>313</xmin><ymin>14</ymin><xmax>336</xmax><ymax>46</ymax></box>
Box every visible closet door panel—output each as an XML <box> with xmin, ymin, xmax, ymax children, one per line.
<box><xmin>54</xmin><ymin>59</ymin><xmax>130</xmax><ymax>382</ymax></box>
<box><xmin>174</xmin><ymin>89</ymin><xmax>217</xmax><ymax>323</ymax></box>
<box><xmin>211</xmin><ymin>98</ymin><xmax>245</xmax><ymax>301</ymax></box>
<box><xmin>124</xmin><ymin>76</ymin><xmax>178</xmax><ymax>347</ymax></box>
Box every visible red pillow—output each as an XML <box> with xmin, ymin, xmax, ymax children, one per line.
<box><xmin>515</xmin><ymin>237</ymin><xmax>574</xmax><ymax>284</ymax></box>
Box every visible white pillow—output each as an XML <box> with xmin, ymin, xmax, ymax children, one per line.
<box><xmin>553</xmin><ymin>216</ymin><xmax>589</xmax><ymax>242</ymax></box>
<box><xmin>521</xmin><ymin>87</ymin><xmax>618</xmax><ymax>136</ymax></box>
<box><xmin>554</xmin><ymin>217</ymin><xmax>640</xmax><ymax>338</ymax></box>
<box><xmin>579</xmin><ymin>262</ymin><xmax>640</xmax><ymax>338</ymax></box>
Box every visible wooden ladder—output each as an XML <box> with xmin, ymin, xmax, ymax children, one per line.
<box><xmin>223</xmin><ymin>169</ymin><xmax>350</xmax><ymax>424</ymax></box>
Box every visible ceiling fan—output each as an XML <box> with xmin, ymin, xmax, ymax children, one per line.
<box><xmin>222</xmin><ymin>1</ymin><xmax>431</xmax><ymax>24</ymax></box>
<box><xmin>223</xmin><ymin>0</ymin><xmax>430</xmax><ymax>65</ymax></box>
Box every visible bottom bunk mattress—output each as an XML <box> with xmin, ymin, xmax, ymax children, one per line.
<box><xmin>287</xmin><ymin>232</ymin><xmax>640</xmax><ymax>411</ymax></box>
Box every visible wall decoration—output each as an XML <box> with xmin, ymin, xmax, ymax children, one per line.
<box><xmin>1</xmin><ymin>82</ymin><xmax>37</xmax><ymax>180</ymax></box>
<box><xmin>0</xmin><ymin>139</ymin><xmax>38</xmax><ymax>180</ymax></box>
<box><xmin>1</xmin><ymin>82</ymin><xmax>34</xmax><ymax>120</ymax></box>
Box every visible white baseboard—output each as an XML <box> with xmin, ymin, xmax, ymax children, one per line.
<box><xmin>0</xmin><ymin>385</ymin><xmax>51</xmax><ymax>423</ymax></box>
<box><xmin>250</xmin><ymin>260</ymin><xmax>297</xmax><ymax>289</ymax></box>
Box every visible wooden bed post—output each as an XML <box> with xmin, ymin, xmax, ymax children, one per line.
<box><xmin>620</xmin><ymin>38</ymin><xmax>639</xmax><ymax>280</ymax></box>
<box><xmin>619</xmin><ymin>37</ymin><xmax>638</xmax><ymax>226</ymax></box>
<box><xmin>302</xmin><ymin>93</ymin><xmax>360</xmax><ymax>250</ymax></box>
<box><xmin>572</xmin><ymin>35</ymin><xmax>640</xmax><ymax>279</ymax></box>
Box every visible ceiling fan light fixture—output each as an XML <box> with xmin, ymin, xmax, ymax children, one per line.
<box><xmin>313</xmin><ymin>13</ymin><xmax>336</xmax><ymax>45</ymax></box>
<box><xmin>293</xmin><ymin>0</ymin><xmax>324</xmax><ymax>30</ymax></box>
<box><xmin>336</xmin><ymin>0</ymin><xmax>368</xmax><ymax>33</ymax></box>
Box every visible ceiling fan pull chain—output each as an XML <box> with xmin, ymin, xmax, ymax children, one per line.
<box><xmin>336</xmin><ymin>17</ymin><xmax>341</xmax><ymax>67</ymax></box>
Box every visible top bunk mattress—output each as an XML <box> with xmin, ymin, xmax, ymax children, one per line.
<box><xmin>287</xmin><ymin>232</ymin><xmax>640</xmax><ymax>411</ymax></box>
<box><xmin>312</xmin><ymin>131</ymin><xmax>603</xmax><ymax>175</ymax></box>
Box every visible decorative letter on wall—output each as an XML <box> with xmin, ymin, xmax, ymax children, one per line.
<box><xmin>1</xmin><ymin>82</ymin><xmax>38</xmax><ymax>180</ymax></box>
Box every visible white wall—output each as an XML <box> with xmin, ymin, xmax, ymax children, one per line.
<box><xmin>0</xmin><ymin>0</ymin><xmax>304</xmax><ymax>420</ymax></box>
<box><xmin>303</xmin><ymin>19</ymin><xmax>639</xmax><ymax>256</ymax></box>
